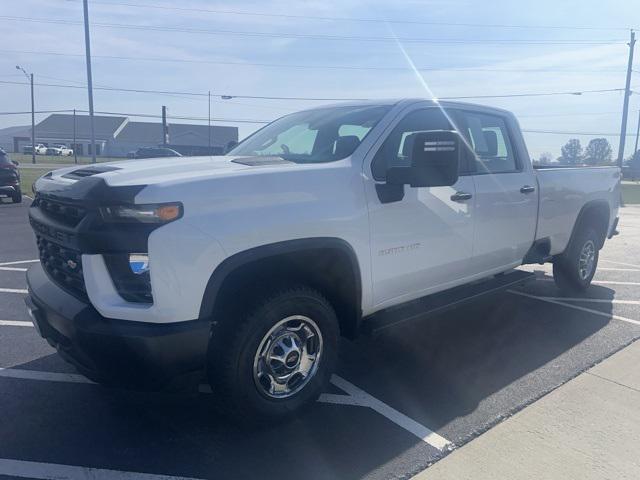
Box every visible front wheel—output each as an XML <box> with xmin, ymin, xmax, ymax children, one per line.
<box><xmin>553</xmin><ymin>227</ymin><xmax>599</xmax><ymax>293</ymax></box>
<box><xmin>207</xmin><ymin>285</ymin><xmax>339</xmax><ymax>420</ymax></box>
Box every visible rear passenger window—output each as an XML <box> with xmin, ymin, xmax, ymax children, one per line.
<box><xmin>461</xmin><ymin>112</ymin><xmax>518</xmax><ymax>174</ymax></box>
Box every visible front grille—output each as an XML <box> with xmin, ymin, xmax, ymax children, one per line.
<box><xmin>33</xmin><ymin>195</ymin><xmax>87</xmax><ymax>227</ymax></box>
<box><xmin>37</xmin><ymin>236</ymin><xmax>87</xmax><ymax>300</ymax></box>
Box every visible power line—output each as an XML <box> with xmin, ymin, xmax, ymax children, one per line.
<box><xmin>0</xmin><ymin>49</ymin><xmax>628</xmax><ymax>74</ymax></box>
<box><xmin>64</xmin><ymin>0</ymin><xmax>635</xmax><ymax>31</ymax></box>
<box><xmin>0</xmin><ymin>109</ymin><xmax>74</xmax><ymax>115</ymax></box>
<box><xmin>522</xmin><ymin>129</ymin><xmax>636</xmax><ymax>136</ymax></box>
<box><xmin>89</xmin><ymin>110</ymin><xmax>270</xmax><ymax>123</ymax></box>
<box><xmin>0</xmin><ymin>16</ymin><xmax>627</xmax><ymax>45</ymax></box>
<box><xmin>0</xmin><ymin>79</ymin><xmax>629</xmax><ymax>101</ymax></box>
<box><xmin>0</xmin><ymin>108</ymin><xmax>269</xmax><ymax>124</ymax></box>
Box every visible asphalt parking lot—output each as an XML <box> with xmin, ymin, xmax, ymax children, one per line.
<box><xmin>1</xmin><ymin>198</ymin><xmax>640</xmax><ymax>480</ymax></box>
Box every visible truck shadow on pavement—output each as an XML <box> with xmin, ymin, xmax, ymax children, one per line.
<box><xmin>338</xmin><ymin>278</ymin><xmax>621</xmax><ymax>441</ymax></box>
<box><xmin>6</xmin><ymin>277</ymin><xmax>629</xmax><ymax>480</ymax></box>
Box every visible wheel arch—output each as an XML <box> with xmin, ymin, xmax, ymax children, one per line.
<box><xmin>199</xmin><ymin>237</ymin><xmax>363</xmax><ymax>339</ymax></box>
<box><xmin>568</xmin><ymin>200</ymin><xmax>611</xmax><ymax>250</ymax></box>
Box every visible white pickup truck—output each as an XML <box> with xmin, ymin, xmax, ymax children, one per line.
<box><xmin>26</xmin><ymin>99</ymin><xmax>620</xmax><ymax>419</ymax></box>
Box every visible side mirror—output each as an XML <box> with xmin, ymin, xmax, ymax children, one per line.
<box><xmin>12</xmin><ymin>160</ymin><xmax>19</xmax><ymax>166</ymax></box>
<box><xmin>387</xmin><ymin>130</ymin><xmax>460</xmax><ymax>188</ymax></box>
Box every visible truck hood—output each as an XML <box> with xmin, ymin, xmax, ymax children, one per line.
<box><xmin>40</xmin><ymin>155</ymin><xmax>303</xmax><ymax>188</ymax></box>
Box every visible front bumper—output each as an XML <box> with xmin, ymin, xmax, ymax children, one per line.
<box><xmin>26</xmin><ymin>263</ymin><xmax>211</xmax><ymax>390</ymax></box>
<box><xmin>0</xmin><ymin>185</ymin><xmax>18</xmax><ymax>196</ymax></box>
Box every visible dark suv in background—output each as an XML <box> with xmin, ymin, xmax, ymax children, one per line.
<box><xmin>127</xmin><ymin>147</ymin><xmax>182</xmax><ymax>159</ymax></box>
<box><xmin>0</xmin><ymin>149</ymin><xmax>21</xmax><ymax>203</ymax></box>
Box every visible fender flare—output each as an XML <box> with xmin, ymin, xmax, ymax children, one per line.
<box><xmin>566</xmin><ymin>200</ymin><xmax>611</xmax><ymax>250</ymax></box>
<box><xmin>198</xmin><ymin>237</ymin><xmax>363</xmax><ymax>322</ymax></box>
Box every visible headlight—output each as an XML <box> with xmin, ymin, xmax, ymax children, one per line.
<box><xmin>100</xmin><ymin>203</ymin><xmax>182</xmax><ymax>224</ymax></box>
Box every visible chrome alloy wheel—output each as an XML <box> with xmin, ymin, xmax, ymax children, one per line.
<box><xmin>253</xmin><ymin>315</ymin><xmax>323</xmax><ymax>399</ymax></box>
<box><xmin>578</xmin><ymin>239</ymin><xmax>596</xmax><ymax>281</ymax></box>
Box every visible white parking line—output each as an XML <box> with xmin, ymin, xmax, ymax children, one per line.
<box><xmin>525</xmin><ymin>296</ymin><xmax>640</xmax><ymax>306</ymax></box>
<box><xmin>329</xmin><ymin>374</ymin><xmax>452</xmax><ymax>451</ymax></box>
<box><xmin>0</xmin><ymin>458</ymin><xmax>203</xmax><ymax>480</ymax></box>
<box><xmin>536</xmin><ymin>278</ymin><xmax>640</xmax><ymax>287</ymax></box>
<box><xmin>601</xmin><ymin>259</ymin><xmax>640</xmax><ymax>269</ymax></box>
<box><xmin>0</xmin><ymin>368</ymin><xmax>93</xmax><ymax>384</ymax></box>
<box><xmin>598</xmin><ymin>267</ymin><xmax>640</xmax><ymax>272</ymax></box>
<box><xmin>0</xmin><ymin>367</ymin><xmax>452</xmax><ymax>452</ymax></box>
<box><xmin>0</xmin><ymin>266</ymin><xmax>28</xmax><ymax>272</ymax></box>
<box><xmin>508</xmin><ymin>290</ymin><xmax>640</xmax><ymax>326</ymax></box>
<box><xmin>0</xmin><ymin>320</ymin><xmax>33</xmax><ymax>327</ymax></box>
<box><xmin>0</xmin><ymin>287</ymin><xmax>28</xmax><ymax>294</ymax></box>
<box><xmin>0</xmin><ymin>259</ymin><xmax>38</xmax><ymax>267</ymax></box>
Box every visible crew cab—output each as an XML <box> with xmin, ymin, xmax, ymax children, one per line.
<box><xmin>25</xmin><ymin>99</ymin><xmax>620</xmax><ymax>419</ymax></box>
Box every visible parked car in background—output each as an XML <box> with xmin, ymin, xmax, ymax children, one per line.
<box><xmin>45</xmin><ymin>144</ymin><xmax>74</xmax><ymax>156</ymax></box>
<box><xmin>0</xmin><ymin>148</ymin><xmax>21</xmax><ymax>203</ymax></box>
<box><xmin>23</xmin><ymin>144</ymin><xmax>48</xmax><ymax>155</ymax></box>
<box><xmin>127</xmin><ymin>147</ymin><xmax>182</xmax><ymax>159</ymax></box>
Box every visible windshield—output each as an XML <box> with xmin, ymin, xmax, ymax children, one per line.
<box><xmin>228</xmin><ymin>105</ymin><xmax>390</xmax><ymax>163</ymax></box>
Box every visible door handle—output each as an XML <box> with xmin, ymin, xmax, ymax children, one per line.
<box><xmin>451</xmin><ymin>191</ymin><xmax>473</xmax><ymax>202</ymax></box>
<box><xmin>520</xmin><ymin>185</ymin><xmax>536</xmax><ymax>194</ymax></box>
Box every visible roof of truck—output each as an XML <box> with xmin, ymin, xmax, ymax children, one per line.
<box><xmin>299</xmin><ymin>98</ymin><xmax>515</xmax><ymax>116</ymax></box>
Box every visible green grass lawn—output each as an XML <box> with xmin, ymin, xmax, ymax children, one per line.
<box><xmin>622</xmin><ymin>181</ymin><xmax>640</xmax><ymax>204</ymax></box>
<box><xmin>18</xmin><ymin>168</ymin><xmax>54</xmax><ymax>196</ymax></box>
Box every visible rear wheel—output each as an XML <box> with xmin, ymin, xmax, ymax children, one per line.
<box><xmin>553</xmin><ymin>226</ymin><xmax>599</xmax><ymax>293</ymax></box>
<box><xmin>11</xmin><ymin>188</ymin><xmax>22</xmax><ymax>204</ymax></box>
<box><xmin>207</xmin><ymin>285</ymin><xmax>339</xmax><ymax>420</ymax></box>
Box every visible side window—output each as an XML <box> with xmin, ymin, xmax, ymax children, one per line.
<box><xmin>371</xmin><ymin>108</ymin><xmax>456</xmax><ymax>181</ymax></box>
<box><xmin>461</xmin><ymin>112</ymin><xmax>518</xmax><ymax>174</ymax></box>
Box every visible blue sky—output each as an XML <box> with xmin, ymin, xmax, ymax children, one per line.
<box><xmin>1</xmin><ymin>0</ymin><xmax>639</xmax><ymax>158</ymax></box>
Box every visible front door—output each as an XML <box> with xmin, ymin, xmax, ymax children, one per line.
<box><xmin>365</xmin><ymin>107</ymin><xmax>476</xmax><ymax>309</ymax></box>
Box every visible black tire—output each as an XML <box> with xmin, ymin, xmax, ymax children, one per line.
<box><xmin>207</xmin><ymin>285</ymin><xmax>339</xmax><ymax>420</ymax></box>
<box><xmin>11</xmin><ymin>188</ymin><xmax>22</xmax><ymax>204</ymax></box>
<box><xmin>553</xmin><ymin>226</ymin><xmax>599</xmax><ymax>293</ymax></box>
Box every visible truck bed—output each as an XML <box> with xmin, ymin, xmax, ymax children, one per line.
<box><xmin>534</xmin><ymin>165</ymin><xmax>620</xmax><ymax>255</ymax></box>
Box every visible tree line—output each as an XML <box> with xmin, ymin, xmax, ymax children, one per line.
<box><xmin>535</xmin><ymin>138</ymin><xmax>615</xmax><ymax>166</ymax></box>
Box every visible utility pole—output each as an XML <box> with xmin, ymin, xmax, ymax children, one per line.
<box><xmin>29</xmin><ymin>74</ymin><xmax>35</xmax><ymax>164</ymax></box>
<box><xmin>208</xmin><ymin>90</ymin><xmax>211</xmax><ymax>154</ymax></box>
<box><xmin>162</xmin><ymin>106</ymin><xmax>168</xmax><ymax>146</ymax></box>
<box><xmin>73</xmin><ymin>108</ymin><xmax>78</xmax><ymax>164</ymax></box>
<box><xmin>617</xmin><ymin>29</ymin><xmax>635</xmax><ymax>167</ymax></box>
<box><xmin>634</xmin><ymin>109</ymin><xmax>640</xmax><ymax>160</ymax></box>
<box><xmin>16</xmin><ymin>66</ymin><xmax>35</xmax><ymax>164</ymax></box>
<box><xmin>82</xmin><ymin>0</ymin><xmax>97</xmax><ymax>163</ymax></box>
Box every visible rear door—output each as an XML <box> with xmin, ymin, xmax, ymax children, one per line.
<box><xmin>459</xmin><ymin>110</ymin><xmax>537</xmax><ymax>274</ymax></box>
<box><xmin>365</xmin><ymin>106</ymin><xmax>477</xmax><ymax>308</ymax></box>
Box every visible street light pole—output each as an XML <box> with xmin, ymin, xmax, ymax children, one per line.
<box><xmin>16</xmin><ymin>65</ymin><xmax>35</xmax><ymax>164</ymax></box>
<box><xmin>617</xmin><ymin>29</ymin><xmax>636</xmax><ymax>167</ymax></box>
<box><xmin>82</xmin><ymin>0</ymin><xmax>97</xmax><ymax>163</ymax></box>
<box><xmin>634</xmin><ymin>109</ymin><xmax>640</xmax><ymax>160</ymax></box>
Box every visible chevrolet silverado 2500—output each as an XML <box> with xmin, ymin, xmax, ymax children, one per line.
<box><xmin>25</xmin><ymin>99</ymin><xmax>620</xmax><ymax>418</ymax></box>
